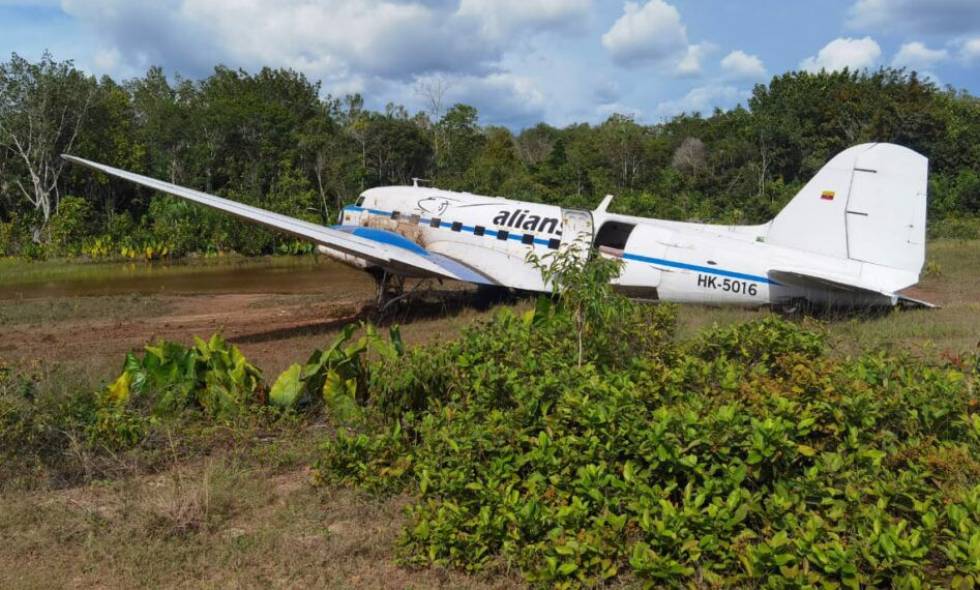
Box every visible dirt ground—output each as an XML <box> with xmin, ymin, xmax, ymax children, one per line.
<box><xmin>1</xmin><ymin>265</ymin><xmax>498</xmax><ymax>380</ymax></box>
<box><xmin>4</xmin><ymin>292</ymin><xmax>366</xmax><ymax>370</ymax></box>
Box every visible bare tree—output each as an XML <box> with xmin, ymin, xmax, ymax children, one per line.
<box><xmin>599</xmin><ymin>114</ymin><xmax>644</xmax><ymax>190</ymax></box>
<box><xmin>757</xmin><ymin>131</ymin><xmax>771</xmax><ymax>202</ymax></box>
<box><xmin>0</xmin><ymin>52</ymin><xmax>94</xmax><ymax>237</ymax></box>
<box><xmin>415</xmin><ymin>75</ymin><xmax>450</xmax><ymax>123</ymax></box>
<box><xmin>415</xmin><ymin>76</ymin><xmax>451</xmax><ymax>161</ymax></box>
<box><xmin>671</xmin><ymin>137</ymin><xmax>707</xmax><ymax>175</ymax></box>
<box><xmin>516</xmin><ymin>125</ymin><xmax>556</xmax><ymax>167</ymax></box>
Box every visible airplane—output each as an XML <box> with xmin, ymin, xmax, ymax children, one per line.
<box><xmin>63</xmin><ymin>142</ymin><xmax>934</xmax><ymax>311</ymax></box>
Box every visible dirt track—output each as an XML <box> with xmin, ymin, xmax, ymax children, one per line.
<box><xmin>3</xmin><ymin>292</ymin><xmax>370</xmax><ymax>370</ymax></box>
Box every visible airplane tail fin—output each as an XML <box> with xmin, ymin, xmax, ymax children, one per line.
<box><xmin>766</xmin><ymin>143</ymin><xmax>928</xmax><ymax>281</ymax></box>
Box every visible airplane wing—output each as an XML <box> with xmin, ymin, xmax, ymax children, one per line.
<box><xmin>62</xmin><ymin>155</ymin><xmax>495</xmax><ymax>286</ymax></box>
<box><xmin>768</xmin><ymin>268</ymin><xmax>937</xmax><ymax>308</ymax></box>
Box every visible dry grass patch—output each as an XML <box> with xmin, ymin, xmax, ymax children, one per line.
<box><xmin>0</xmin><ymin>454</ymin><xmax>523</xmax><ymax>590</ymax></box>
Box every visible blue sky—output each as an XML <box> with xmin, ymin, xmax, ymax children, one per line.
<box><xmin>2</xmin><ymin>0</ymin><xmax>979</xmax><ymax>128</ymax></box>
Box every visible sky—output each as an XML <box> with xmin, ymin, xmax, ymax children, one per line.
<box><xmin>1</xmin><ymin>0</ymin><xmax>979</xmax><ymax>129</ymax></box>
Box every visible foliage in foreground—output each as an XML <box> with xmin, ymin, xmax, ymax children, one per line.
<box><xmin>0</xmin><ymin>322</ymin><xmax>406</xmax><ymax>487</ymax></box>
<box><xmin>313</xmin><ymin>291</ymin><xmax>980</xmax><ymax>587</ymax></box>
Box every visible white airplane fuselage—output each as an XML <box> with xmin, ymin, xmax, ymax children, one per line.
<box><xmin>326</xmin><ymin>182</ymin><xmax>915</xmax><ymax>308</ymax></box>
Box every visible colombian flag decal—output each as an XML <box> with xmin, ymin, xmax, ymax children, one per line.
<box><xmin>820</xmin><ymin>190</ymin><xmax>835</xmax><ymax>201</ymax></box>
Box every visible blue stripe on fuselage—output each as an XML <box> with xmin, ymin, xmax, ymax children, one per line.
<box><xmin>622</xmin><ymin>253</ymin><xmax>776</xmax><ymax>285</ymax></box>
<box><xmin>344</xmin><ymin>204</ymin><xmax>774</xmax><ymax>285</ymax></box>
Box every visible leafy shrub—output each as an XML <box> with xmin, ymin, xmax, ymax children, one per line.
<box><xmin>81</xmin><ymin>234</ymin><xmax>115</xmax><ymax>258</ymax></box>
<box><xmin>1</xmin><ymin>333</ymin><xmax>266</xmax><ymax>477</ymax></box>
<box><xmin>0</xmin><ymin>220</ymin><xmax>14</xmax><ymax>256</ymax></box>
<box><xmin>1</xmin><ymin>323</ymin><xmax>406</xmax><ymax>486</ymax></box>
<box><xmin>314</xmin><ymin>258</ymin><xmax>980</xmax><ymax>588</ymax></box>
<box><xmin>270</xmin><ymin>322</ymin><xmax>403</xmax><ymax>420</ymax></box>
<box><xmin>0</xmin><ymin>358</ymin><xmax>103</xmax><ymax>486</ymax></box>
<box><xmin>106</xmin><ymin>333</ymin><xmax>264</xmax><ymax>420</ymax></box>
<box><xmin>47</xmin><ymin>195</ymin><xmax>93</xmax><ymax>255</ymax></box>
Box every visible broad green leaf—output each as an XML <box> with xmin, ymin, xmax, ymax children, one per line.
<box><xmin>269</xmin><ymin>363</ymin><xmax>304</xmax><ymax>409</ymax></box>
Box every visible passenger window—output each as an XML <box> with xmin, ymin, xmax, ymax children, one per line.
<box><xmin>521</xmin><ymin>234</ymin><xmax>535</xmax><ymax>245</ymax></box>
<box><xmin>594</xmin><ymin>221</ymin><xmax>636</xmax><ymax>252</ymax></box>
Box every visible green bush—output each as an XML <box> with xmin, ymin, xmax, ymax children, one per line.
<box><xmin>2</xmin><ymin>334</ymin><xmax>265</xmax><ymax>471</ymax></box>
<box><xmin>929</xmin><ymin>216</ymin><xmax>980</xmax><ymax>240</ymax></box>
<box><xmin>47</xmin><ymin>195</ymin><xmax>93</xmax><ymax>255</ymax></box>
<box><xmin>0</xmin><ymin>359</ymin><xmax>103</xmax><ymax>486</ymax></box>
<box><xmin>105</xmin><ymin>333</ymin><xmax>264</xmax><ymax>420</ymax></box>
<box><xmin>0</xmin><ymin>220</ymin><xmax>13</xmax><ymax>256</ymax></box>
<box><xmin>313</xmin><ymin>259</ymin><xmax>980</xmax><ymax>588</ymax></box>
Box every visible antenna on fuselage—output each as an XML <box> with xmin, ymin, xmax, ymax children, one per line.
<box><xmin>412</xmin><ymin>177</ymin><xmax>431</xmax><ymax>188</ymax></box>
<box><xmin>595</xmin><ymin>194</ymin><xmax>615</xmax><ymax>213</ymax></box>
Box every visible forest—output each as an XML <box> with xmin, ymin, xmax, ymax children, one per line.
<box><xmin>1</xmin><ymin>51</ymin><xmax>979</xmax><ymax>259</ymax></box>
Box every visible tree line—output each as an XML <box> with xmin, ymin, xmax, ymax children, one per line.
<box><xmin>1</xmin><ymin>51</ymin><xmax>978</xmax><ymax>258</ymax></box>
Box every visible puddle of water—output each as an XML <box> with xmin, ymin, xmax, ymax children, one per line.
<box><xmin>0</xmin><ymin>257</ymin><xmax>376</xmax><ymax>300</ymax></box>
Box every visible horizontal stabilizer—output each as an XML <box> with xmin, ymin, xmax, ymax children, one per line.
<box><xmin>896</xmin><ymin>294</ymin><xmax>938</xmax><ymax>309</ymax></box>
<box><xmin>769</xmin><ymin>268</ymin><xmax>937</xmax><ymax>308</ymax></box>
<box><xmin>768</xmin><ymin>268</ymin><xmax>886</xmax><ymax>294</ymax></box>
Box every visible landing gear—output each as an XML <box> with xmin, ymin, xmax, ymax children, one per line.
<box><xmin>776</xmin><ymin>297</ymin><xmax>809</xmax><ymax>316</ymax></box>
<box><xmin>370</xmin><ymin>269</ymin><xmax>406</xmax><ymax>312</ymax></box>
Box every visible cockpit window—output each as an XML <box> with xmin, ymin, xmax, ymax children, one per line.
<box><xmin>355</xmin><ymin>195</ymin><xmax>366</xmax><ymax>207</ymax></box>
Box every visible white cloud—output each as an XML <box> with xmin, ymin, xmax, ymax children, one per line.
<box><xmin>178</xmin><ymin>0</ymin><xmax>492</xmax><ymax>79</ymax></box>
<box><xmin>654</xmin><ymin>85</ymin><xmax>748</xmax><ymax>117</ymax></box>
<box><xmin>92</xmin><ymin>46</ymin><xmax>120</xmax><ymax>71</ymax></box>
<box><xmin>60</xmin><ymin>0</ymin><xmax>594</xmax><ymax>82</ymax></box>
<box><xmin>891</xmin><ymin>41</ymin><xmax>948</xmax><ymax>69</ymax></box>
<box><xmin>601</xmin><ymin>0</ymin><xmax>714</xmax><ymax>76</ymax></box>
<box><xmin>720</xmin><ymin>50</ymin><xmax>766</xmax><ymax>80</ymax></box>
<box><xmin>596</xmin><ymin>101</ymin><xmax>642</xmax><ymax>119</ymax></box>
<box><xmin>959</xmin><ymin>37</ymin><xmax>980</xmax><ymax>63</ymax></box>
<box><xmin>456</xmin><ymin>0</ymin><xmax>591</xmax><ymax>41</ymax></box>
<box><xmin>601</xmin><ymin>0</ymin><xmax>688</xmax><ymax>66</ymax></box>
<box><xmin>57</xmin><ymin>0</ymin><xmax>595</xmax><ymax>128</ymax></box>
<box><xmin>417</xmin><ymin>71</ymin><xmax>547</xmax><ymax>128</ymax></box>
<box><xmin>800</xmin><ymin>37</ymin><xmax>881</xmax><ymax>72</ymax></box>
<box><xmin>676</xmin><ymin>42</ymin><xmax>715</xmax><ymax>77</ymax></box>
<box><xmin>848</xmin><ymin>0</ymin><xmax>980</xmax><ymax>34</ymax></box>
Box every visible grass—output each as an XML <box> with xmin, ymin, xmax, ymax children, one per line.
<box><xmin>672</xmin><ymin>239</ymin><xmax>980</xmax><ymax>358</ymax></box>
<box><xmin>0</xmin><ymin>253</ymin><xmax>328</xmax><ymax>286</ymax></box>
<box><xmin>0</xmin><ymin>239</ymin><xmax>977</xmax><ymax>589</ymax></box>
<box><xmin>0</xmin><ymin>421</ymin><xmax>522</xmax><ymax>589</ymax></box>
<box><xmin>0</xmin><ymin>294</ymin><xmax>176</xmax><ymax>326</ymax></box>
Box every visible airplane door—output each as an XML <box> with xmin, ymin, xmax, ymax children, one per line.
<box><xmin>560</xmin><ymin>208</ymin><xmax>594</xmax><ymax>262</ymax></box>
